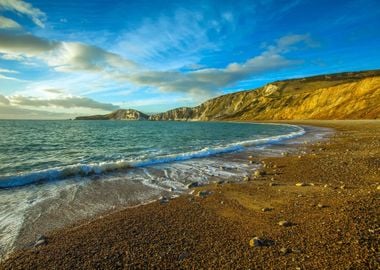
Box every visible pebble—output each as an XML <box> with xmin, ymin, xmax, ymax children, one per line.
<box><xmin>269</xmin><ymin>182</ymin><xmax>278</xmax><ymax>187</ymax></box>
<box><xmin>187</xmin><ymin>182</ymin><xmax>200</xmax><ymax>189</ymax></box>
<box><xmin>243</xmin><ymin>176</ymin><xmax>251</xmax><ymax>181</ymax></box>
<box><xmin>278</xmin><ymin>220</ymin><xmax>292</xmax><ymax>227</ymax></box>
<box><xmin>254</xmin><ymin>170</ymin><xmax>266</xmax><ymax>177</ymax></box>
<box><xmin>280</xmin><ymin>247</ymin><xmax>290</xmax><ymax>255</ymax></box>
<box><xmin>262</xmin><ymin>207</ymin><xmax>273</xmax><ymax>212</ymax></box>
<box><xmin>197</xmin><ymin>190</ymin><xmax>211</xmax><ymax>197</ymax></box>
<box><xmin>249</xmin><ymin>237</ymin><xmax>263</xmax><ymax>247</ymax></box>
<box><xmin>317</xmin><ymin>203</ymin><xmax>326</xmax><ymax>208</ymax></box>
<box><xmin>295</xmin><ymin>182</ymin><xmax>308</xmax><ymax>187</ymax></box>
<box><xmin>34</xmin><ymin>235</ymin><xmax>47</xmax><ymax>247</ymax></box>
<box><xmin>377</xmin><ymin>185</ymin><xmax>380</xmax><ymax>190</ymax></box>
<box><xmin>159</xmin><ymin>196</ymin><xmax>169</xmax><ymax>204</ymax></box>
<box><xmin>249</xmin><ymin>237</ymin><xmax>273</xmax><ymax>247</ymax></box>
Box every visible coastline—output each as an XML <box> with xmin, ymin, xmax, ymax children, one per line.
<box><xmin>2</xmin><ymin>120</ymin><xmax>379</xmax><ymax>269</ymax></box>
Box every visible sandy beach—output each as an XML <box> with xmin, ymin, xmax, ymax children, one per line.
<box><xmin>1</xmin><ymin>120</ymin><xmax>379</xmax><ymax>269</ymax></box>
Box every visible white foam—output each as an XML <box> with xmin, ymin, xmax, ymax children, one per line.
<box><xmin>0</xmin><ymin>124</ymin><xmax>305</xmax><ymax>189</ymax></box>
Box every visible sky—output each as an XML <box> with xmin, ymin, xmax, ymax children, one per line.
<box><xmin>0</xmin><ymin>0</ymin><xmax>379</xmax><ymax>119</ymax></box>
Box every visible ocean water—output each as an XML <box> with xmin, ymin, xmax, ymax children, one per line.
<box><xmin>0</xmin><ymin>120</ymin><xmax>330</xmax><ymax>259</ymax></box>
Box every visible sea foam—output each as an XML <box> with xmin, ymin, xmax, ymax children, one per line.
<box><xmin>0</xmin><ymin>124</ymin><xmax>305</xmax><ymax>189</ymax></box>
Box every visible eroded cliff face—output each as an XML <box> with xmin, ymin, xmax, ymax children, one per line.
<box><xmin>76</xmin><ymin>109</ymin><xmax>149</xmax><ymax>120</ymax></box>
<box><xmin>149</xmin><ymin>71</ymin><xmax>380</xmax><ymax>121</ymax></box>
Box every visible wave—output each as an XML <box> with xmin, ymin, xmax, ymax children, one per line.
<box><xmin>0</xmin><ymin>125</ymin><xmax>305</xmax><ymax>189</ymax></box>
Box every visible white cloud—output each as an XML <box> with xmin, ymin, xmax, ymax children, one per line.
<box><xmin>0</xmin><ymin>104</ymin><xmax>75</xmax><ymax>119</ymax></box>
<box><xmin>0</xmin><ymin>0</ymin><xmax>46</xmax><ymax>28</ymax></box>
<box><xmin>0</xmin><ymin>16</ymin><xmax>22</xmax><ymax>29</ymax></box>
<box><xmin>0</xmin><ymin>32</ymin><xmax>138</xmax><ymax>73</ymax></box>
<box><xmin>120</xmin><ymin>34</ymin><xmax>311</xmax><ymax>96</ymax></box>
<box><xmin>0</xmin><ymin>67</ymin><xmax>18</xmax><ymax>74</ymax></box>
<box><xmin>8</xmin><ymin>95</ymin><xmax>119</xmax><ymax>111</ymax></box>
<box><xmin>0</xmin><ymin>94</ymin><xmax>10</xmax><ymax>105</ymax></box>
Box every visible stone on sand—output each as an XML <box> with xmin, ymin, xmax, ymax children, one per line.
<box><xmin>278</xmin><ymin>220</ymin><xmax>292</xmax><ymax>227</ymax></box>
<box><xmin>197</xmin><ymin>190</ymin><xmax>211</xmax><ymax>197</ymax></box>
<box><xmin>295</xmin><ymin>182</ymin><xmax>308</xmax><ymax>187</ymax></box>
<box><xmin>34</xmin><ymin>235</ymin><xmax>47</xmax><ymax>247</ymax></box>
<box><xmin>187</xmin><ymin>182</ymin><xmax>200</xmax><ymax>189</ymax></box>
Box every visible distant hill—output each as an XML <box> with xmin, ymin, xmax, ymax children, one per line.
<box><xmin>75</xmin><ymin>109</ymin><xmax>149</xmax><ymax>120</ymax></box>
<box><xmin>150</xmin><ymin>70</ymin><xmax>380</xmax><ymax>120</ymax></box>
<box><xmin>77</xmin><ymin>70</ymin><xmax>380</xmax><ymax>121</ymax></box>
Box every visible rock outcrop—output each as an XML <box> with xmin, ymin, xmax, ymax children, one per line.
<box><xmin>77</xmin><ymin>70</ymin><xmax>380</xmax><ymax>121</ymax></box>
<box><xmin>75</xmin><ymin>109</ymin><xmax>149</xmax><ymax>120</ymax></box>
<box><xmin>149</xmin><ymin>70</ymin><xmax>380</xmax><ymax>121</ymax></box>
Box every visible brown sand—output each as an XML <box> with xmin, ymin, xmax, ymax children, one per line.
<box><xmin>1</xmin><ymin>120</ymin><xmax>379</xmax><ymax>269</ymax></box>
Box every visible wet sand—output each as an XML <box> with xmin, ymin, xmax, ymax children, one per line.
<box><xmin>1</xmin><ymin>120</ymin><xmax>379</xmax><ymax>269</ymax></box>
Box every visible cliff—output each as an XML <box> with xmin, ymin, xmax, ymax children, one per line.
<box><xmin>149</xmin><ymin>70</ymin><xmax>380</xmax><ymax>120</ymax></box>
<box><xmin>75</xmin><ymin>109</ymin><xmax>149</xmax><ymax>120</ymax></box>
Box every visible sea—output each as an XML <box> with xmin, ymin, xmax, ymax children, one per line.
<box><xmin>0</xmin><ymin>120</ymin><xmax>332</xmax><ymax>258</ymax></box>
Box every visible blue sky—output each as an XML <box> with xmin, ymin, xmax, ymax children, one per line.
<box><xmin>0</xmin><ymin>0</ymin><xmax>379</xmax><ymax>118</ymax></box>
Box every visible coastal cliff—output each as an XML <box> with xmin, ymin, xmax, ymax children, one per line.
<box><xmin>150</xmin><ymin>70</ymin><xmax>380</xmax><ymax>120</ymax></box>
<box><xmin>77</xmin><ymin>70</ymin><xmax>380</xmax><ymax>121</ymax></box>
<box><xmin>75</xmin><ymin>109</ymin><xmax>149</xmax><ymax>120</ymax></box>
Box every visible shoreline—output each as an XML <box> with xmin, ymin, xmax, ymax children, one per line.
<box><xmin>1</xmin><ymin>120</ymin><xmax>379</xmax><ymax>269</ymax></box>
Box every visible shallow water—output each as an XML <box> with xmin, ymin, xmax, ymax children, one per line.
<box><xmin>0</xmin><ymin>120</ymin><xmax>332</xmax><ymax>258</ymax></box>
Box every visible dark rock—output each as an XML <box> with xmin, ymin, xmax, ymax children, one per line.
<box><xmin>197</xmin><ymin>190</ymin><xmax>211</xmax><ymax>197</ymax></box>
<box><xmin>187</xmin><ymin>182</ymin><xmax>201</xmax><ymax>189</ymax></box>
<box><xmin>249</xmin><ymin>237</ymin><xmax>274</xmax><ymax>247</ymax></box>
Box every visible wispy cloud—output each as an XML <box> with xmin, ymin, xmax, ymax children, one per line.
<box><xmin>0</xmin><ymin>16</ymin><xmax>22</xmax><ymax>29</ymax></box>
<box><xmin>0</xmin><ymin>0</ymin><xmax>46</xmax><ymax>28</ymax></box>
<box><xmin>120</xmin><ymin>34</ymin><xmax>313</xmax><ymax>97</ymax></box>
<box><xmin>113</xmin><ymin>8</ymin><xmax>223</xmax><ymax>70</ymax></box>
<box><xmin>7</xmin><ymin>95</ymin><xmax>119</xmax><ymax>111</ymax></box>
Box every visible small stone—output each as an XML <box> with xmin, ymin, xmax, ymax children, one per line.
<box><xmin>317</xmin><ymin>203</ymin><xmax>326</xmax><ymax>208</ymax></box>
<box><xmin>280</xmin><ymin>247</ymin><xmax>290</xmax><ymax>255</ymax></box>
<box><xmin>262</xmin><ymin>207</ymin><xmax>273</xmax><ymax>212</ymax></box>
<box><xmin>376</xmin><ymin>185</ymin><xmax>380</xmax><ymax>190</ymax></box>
<box><xmin>187</xmin><ymin>182</ymin><xmax>200</xmax><ymax>189</ymax></box>
<box><xmin>324</xmin><ymin>184</ymin><xmax>329</xmax><ymax>188</ymax></box>
<box><xmin>159</xmin><ymin>196</ymin><xmax>169</xmax><ymax>204</ymax></box>
<box><xmin>269</xmin><ymin>182</ymin><xmax>278</xmax><ymax>186</ymax></box>
<box><xmin>249</xmin><ymin>160</ymin><xmax>254</xmax><ymax>164</ymax></box>
<box><xmin>248</xmin><ymin>155</ymin><xmax>254</xmax><ymax>159</ymax></box>
<box><xmin>249</xmin><ymin>237</ymin><xmax>263</xmax><ymax>247</ymax></box>
<box><xmin>278</xmin><ymin>220</ymin><xmax>292</xmax><ymax>227</ymax></box>
<box><xmin>34</xmin><ymin>235</ymin><xmax>47</xmax><ymax>247</ymax></box>
<box><xmin>243</xmin><ymin>176</ymin><xmax>251</xmax><ymax>181</ymax></box>
<box><xmin>295</xmin><ymin>182</ymin><xmax>308</xmax><ymax>187</ymax></box>
<box><xmin>249</xmin><ymin>237</ymin><xmax>273</xmax><ymax>247</ymax></box>
<box><xmin>340</xmin><ymin>185</ymin><xmax>346</xmax><ymax>189</ymax></box>
<box><xmin>197</xmin><ymin>190</ymin><xmax>211</xmax><ymax>197</ymax></box>
<box><xmin>254</xmin><ymin>170</ymin><xmax>266</xmax><ymax>177</ymax></box>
